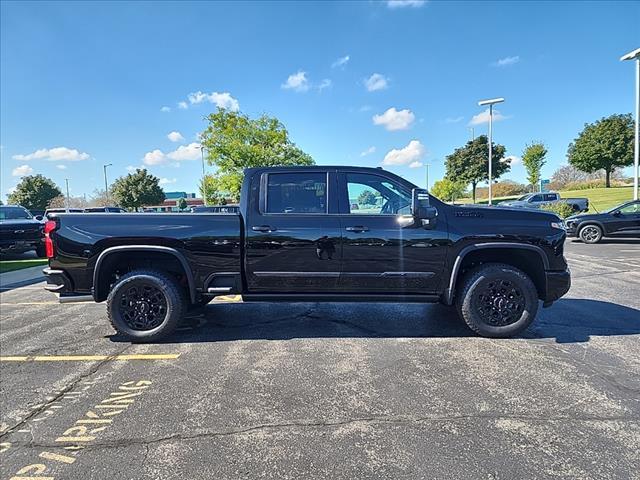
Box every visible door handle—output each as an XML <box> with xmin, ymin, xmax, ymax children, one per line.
<box><xmin>252</xmin><ymin>225</ymin><xmax>277</xmax><ymax>233</ymax></box>
<box><xmin>345</xmin><ymin>226</ymin><xmax>369</xmax><ymax>233</ymax></box>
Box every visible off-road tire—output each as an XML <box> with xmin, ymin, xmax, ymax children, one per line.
<box><xmin>578</xmin><ymin>224</ymin><xmax>603</xmax><ymax>244</ymax></box>
<box><xmin>456</xmin><ymin>263</ymin><xmax>538</xmax><ymax>338</ymax></box>
<box><xmin>107</xmin><ymin>269</ymin><xmax>185</xmax><ymax>342</ymax></box>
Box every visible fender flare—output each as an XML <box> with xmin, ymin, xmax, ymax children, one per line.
<box><xmin>93</xmin><ymin>245</ymin><xmax>196</xmax><ymax>303</ymax></box>
<box><xmin>443</xmin><ymin>242</ymin><xmax>549</xmax><ymax>305</ymax></box>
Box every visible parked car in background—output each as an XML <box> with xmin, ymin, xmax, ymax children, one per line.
<box><xmin>565</xmin><ymin>200</ymin><xmax>640</xmax><ymax>243</ymax></box>
<box><xmin>500</xmin><ymin>192</ymin><xmax>589</xmax><ymax>213</ymax></box>
<box><xmin>44</xmin><ymin>208</ymin><xmax>84</xmax><ymax>219</ymax></box>
<box><xmin>84</xmin><ymin>206</ymin><xmax>126</xmax><ymax>213</ymax></box>
<box><xmin>43</xmin><ymin>166</ymin><xmax>570</xmax><ymax>342</ymax></box>
<box><xmin>0</xmin><ymin>205</ymin><xmax>45</xmax><ymax>257</ymax></box>
<box><xmin>190</xmin><ymin>205</ymin><xmax>240</xmax><ymax>214</ymax></box>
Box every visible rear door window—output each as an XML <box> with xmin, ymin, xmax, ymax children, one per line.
<box><xmin>266</xmin><ymin>173</ymin><xmax>327</xmax><ymax>214</ymax></box>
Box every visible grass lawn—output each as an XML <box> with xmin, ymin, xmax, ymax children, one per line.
<box><xmin>457</xmin><ymin>186</ymin><xmax>634</xmax><ymax>211</ymax></box>
<box><xmin>0</xmin><ymin>258</ymin><xmax>48</xmax><ymax>274</ymax></box>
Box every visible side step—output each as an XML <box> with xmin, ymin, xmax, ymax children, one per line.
<box><xmin>58</xmin><ymin>293</ymin><xmax>95</xmax><ymax>304</ymax></box>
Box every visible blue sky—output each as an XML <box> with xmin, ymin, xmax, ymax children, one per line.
<box><xmin>1</xmin><ymin>0</ymin><xmax>639</xmax><ymax>201</ymax></box>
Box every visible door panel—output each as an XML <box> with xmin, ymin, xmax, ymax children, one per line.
<box><xmin>605</xmin><ymin>202</ymin><xmax>640</xmax><ymax>235</ymax></box>
<box><xmin>337</xmin><ymin>172</ymin><xmax>448</xmax><ymax>293</ymax></box>
<box><xmin>245</xmin><ymin>171</ymin><xmax>342</xmax><ymax>292</ymax></box>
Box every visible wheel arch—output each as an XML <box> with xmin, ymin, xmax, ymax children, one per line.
<box><xmin>93</xmin><ymin>245</ymin><xmax>196</xmax><ymax>303</ymax></box>
<box><xmin>443</xmin><ymin>243</ymin><xmax>549</xmax><ymax>305</ymax></box>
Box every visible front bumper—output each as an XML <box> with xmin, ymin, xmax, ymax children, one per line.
<box><xmin>43</xmin><ymin>267</ymin><xmax>73</xmax><ymax>293</ymax></box>
<box><xmin>543</xmin><ymin>268</ymin><xmax>571</xmax><ymax>306</ymax></box>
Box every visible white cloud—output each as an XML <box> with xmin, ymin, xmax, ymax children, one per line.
<box><xmin>503</xmin><ymin>155</ymin><xmax>521</xmax><ymax>166</ymax></box>
<box><xmin>317</xmin><ymin>79</ymin><xmax>332</xmax><ymax>92</ymax></box>
<box><xmin>160</xmin><ymin>106</ymin><xmax>171</xmax><ymax>113</ymax></box>
<box><xmin>331</xmin><ymin>55</ymin><xmax>350</xmax><ymax>68</ymax></box>
<box><xmin>409</xmin><ymin>161</ymin><xmax>424</xmax><ymax>168</ymax></box>
<box><xmin>282</xmin><ymin>71</ymin><xmax>310</xmax><ymax>92</ymax></box>
<box><xmin>186</xmin><ymin>91</ymin><xmax>240</xmax><ymax>111</ymax></box>
<box><xmin>383</xmin><ymin>140</ymin><xmax>427</xmax><ymax>166</ymax></box>
<box><xmin>159</xmin><ymin>177</ymin><xmax>177</xmax><ymax>185</ymax></box>
<box><xmin>468</xmin><ymin>108</ymin><xmax>508</xmax><ymax>126</ymax></box>
<box><xmin>12</xmin><ymin>146</ymin><xmax>90</xmax><ymax>162</ymax></box>
<box><xmin>364</xmin><ymin>73</ymin><xmax>388</xmax><ymax>92</ymax></box>
<box><xmin>360</xmin><ymin>146</ymin><xmax>376</xmax><ymax>157</ymax></box>
<box><xmin>178</xmin><ymin>101</ymin><xmax>188</xmax><ymax>110</ymax></box>
<box><xmin>56</xmin><ymin>164</ymin><xmax>67</xmax><ymax>170</ymax></box>
<box><xmin>12</xmin><ymin>164</ymin><xmax>33</xmax><ymax>176</ymax></box>
<box><xmin>373</xmin><ymin>107</ymin><xmax>415</xmax><ymax>131</ymax></box>
<box><xmin>445</xmin><ymin>116</ymin><xmax>464</xmax><ymax>124</ymax></box>
<box><xmin>167</xmin><ymin>131</ymin><xmax>185</xmax><ymax>142</ymax></box>
<box><xmin>126</xmin><ymin>165</ymin><xmax>143</xmax><ymax>172</ymax></box>
<box><xmin>387</xmin><ymin>0</ymin><xmax>426</xmax><ymax>8</ymax></box>
<box><xmin>492</xmin><ymin>56</ymin><xmax>520</xmax><ymax>67</ymax></box>
<box><xmin>142</xmin><ymin>142</ymin><xmax>201</xmax><ymax>166</ymax></box>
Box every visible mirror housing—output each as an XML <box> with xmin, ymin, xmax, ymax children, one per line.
<box><xmin>35</xmin><ymin>215</ymin><xmax>43</xmax><ymax>221</ymax></box>
<box><xmin>612</xmin><ymin>210</ymin><xmax>622</xmax><ymax>217</ymax></box>
<box><xmin>412</xmin><ymin>188</ymin><xmax>437</xmax><ymax>227</ymax></box>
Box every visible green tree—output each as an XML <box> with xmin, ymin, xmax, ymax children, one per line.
<box><xmin>199</xmin><ymin>171</ymin><xmax>243</xmax><ymax>204</ymax></box>
<box><xmin>177</xmin><ymin>197</ymin><xmax>188</xmax><ymax>211</ymax></box>
<box><xmin>111</xmin><ymin>168</ymin><xmax>165</xmax><ymax>211</ymax></box>
<box><xmin>200</xmin><ymin>108</ymin><xmax>314</xmax><ymax>202</ymax></box>
<box><xmin>444</xmin><ymin>135</ymin><xmax>510</xmax><ymax>203</ymax></box>
<box><xmin>7</xmin><ymin>174</ymin><xmax>62</xmax><ymax>210</ymax></box>
<box><xmin>522</xmin><ymin>142</ymin><xmax>547</xmax><ymax>192</ymax></box>
<box><xmin>430</xmin><ymin>179</ymin><xmax>467</xmax><ymax>202</ymax></box>
<box><xmin>567</xmin><ymin>114</ymin><xmax>634</xmax><ymax>187</ymax></box>
<box><xmin>357</xmin><ymin>190</ymin><xmax>377</xmax><ymax>206</ymax></box>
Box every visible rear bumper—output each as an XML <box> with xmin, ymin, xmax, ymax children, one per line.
<box><xmin>543</xmin><ymin>268</ymin><xmax>571</xmax><ymax>305</ymax></box>
<box><xmin>43</xmin><ymin>267</ymin><xmax>73</xmax><ymax>293</ymax></box>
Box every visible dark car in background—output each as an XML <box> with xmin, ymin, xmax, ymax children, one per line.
<box><xmin>0</xmin><ymin>205</ymin><xmax>45</xmax><ymax>257</ymax></box>
<box><xmin>565</xmin><ymin>200</ymin><xmax>640</xmax><ymax>243</ymax></box>
<box><xmin>190</xmin><ymin>205</ymin><xmax>239</xmax><ymax>214</ymax></box>
<box><xmin>84</xmin><ymin>207</ymin><xmax>126</xmax><ymax>213</ymax></box>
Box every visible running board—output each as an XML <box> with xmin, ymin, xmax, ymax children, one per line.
<box><xmin>58</xmin><ymin>294</ymin><xmax>95</xmax><ymax>304</ymax></box>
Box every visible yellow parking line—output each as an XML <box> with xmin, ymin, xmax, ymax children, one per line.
<box><xmin>0</xmin><ymin>354</ymin><xmax>180</xmax><ymax>362</ymax></box>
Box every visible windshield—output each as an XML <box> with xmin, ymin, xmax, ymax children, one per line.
<box><xmin>0</xmin><ymin>206</ymin><xmax>33</xmax><ymax>220</ymax></box>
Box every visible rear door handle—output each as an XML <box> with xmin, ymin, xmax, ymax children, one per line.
<box><xmin>345</xmin><ymin>226</ymin><xmax>369</xmax><ymax>233</ymax></box>
<box><xmin>252</xmin><ymin>225</ymin><xmax>277</xmax><ymax>233</ymax></box>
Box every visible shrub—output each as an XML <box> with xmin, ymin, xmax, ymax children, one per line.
<box><xmin>541</xmin><ymin>202</ymin><xmax>575</xmax><ymax>219</ymax></box>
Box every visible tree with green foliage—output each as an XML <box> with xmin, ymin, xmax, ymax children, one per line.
<box><xmin>568</xmin><ymin>114</ymin><xmax>634</xmax><ymax>188</ymax></box>
<box><xmin>111</xmin><ymin>168</ymin><xmax>165</xmax><ymax>211</ymax></box>
<box><xmin>357</xmin><ymin>190</ymin><xmax>378</xmax><ymax>206</ymax></box>
<box><xmin>177</xmin><ymin>197</ymin><xmax>188</xmax><ymax>211</ymax></box>
<box><xmin>200</xmin><ymin>108</ymin><xmax>314</xmax><ymax>202</ymax></box>
<box><xmin>522</xmin><ymin>142</ymin><xmax>547</xmax><ymax>192</ymax></box>
<box><xmin>444</xmin><ymin>135</ymin><xmax>510</xmax><ymax>203</ymax></box>
<box><xmin>430</xmin><ymin>178</ymin><xmax>467</xmax><ymax>202</ymax></box>
<box><xmin>7</xmin><ymin>174</ymin><xmax>62</xmax><ymax>210</ymax></box>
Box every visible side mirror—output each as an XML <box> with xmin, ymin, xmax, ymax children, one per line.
<box><xmin>612</xmin><ymin>210</ymin><xmax>622</xmax><ymax>217</ymax></box>
<box><xmin>412</xmin><ymin>188</ymin><xmax>437</xmax><ymax>228</ymax></box>
<box><xmin>35</xmin><ymin>215</ymin><xmax>43</xmax><ymax>221</ymax></box>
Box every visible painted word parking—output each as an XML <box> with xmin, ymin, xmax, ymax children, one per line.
<box><xmin>7</xmin><ymin>381</ymin><xmax>152</xmax><ymax>480</ymax></box>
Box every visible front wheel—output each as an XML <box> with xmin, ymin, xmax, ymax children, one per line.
<box><xmin>107</xmin><ymin>269</ymin><xmax>186</xmax><ymax>342</ymax></box>
<box><xmin>579</xmin><ymin>224</ymin><xmax>602</xmax><ymax>244</ymax></box>
<box><xmin>456</xmin><ymin>263</ymin><xmax>539</xmax><ymax>338</ymax></box>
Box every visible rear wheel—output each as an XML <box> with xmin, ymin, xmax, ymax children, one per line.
<box><xmin>579</xmin><ymin>224</ymin><xmax>602</xmax><ymax>244</ymax></box>
<box><xmin>456</xmin><ymin>263</ymin><xmax>538</xmax><ymax>338</ymax></box>
<box><xmin>107</xmin><ymin>269</ymin><xmax>185</xmax><ymax>342</ymax></box>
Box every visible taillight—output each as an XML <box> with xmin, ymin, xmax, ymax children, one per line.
<box><xmin>44</xmin><ymin>220</ymin><xmax>57</xmax><ymax>258</ymax></box>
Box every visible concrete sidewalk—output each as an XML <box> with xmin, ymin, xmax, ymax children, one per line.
<box><xmin>0</xmin><ymin>265</ymin><xmax>45</xmax><ymax>290</ymax></box>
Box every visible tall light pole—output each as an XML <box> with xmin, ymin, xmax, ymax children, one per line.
<box><xmin>65</xmin><ymin>179</ymin><xmax>70</xmax><ymax>210</ymax></box>
<box><xmin>621</xmin><ymin>48</ymin><xmax>640</xmax><ymax>201</ymax></box>
<box><xmin>425</xmin><ymin>163</ymin><xmax>431</xmax><ymax>191</ymax></box>
<box><xmin>469</xmin><ymin>127</ymin><xmax>475</xmax><ymax>141</ymax></box>
<box><xmin>478</xmin><ymin>97</ymin><xmax>505</xmax><ymax>205</ymax></box>
<box><xmin>103</xmin><ymin>163</ymin><xmax>112</xmax><ymax>205</ymax></box>
<box><xmin>200</xmin><ymin>146</ymin><xmax>207</xmax><ymax>206</ymax></box>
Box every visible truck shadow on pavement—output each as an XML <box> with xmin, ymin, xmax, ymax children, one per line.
<box><xmin>110</xmin><ymin>298</ymin><xmax>640</xmax><ymax>345</ymax></box>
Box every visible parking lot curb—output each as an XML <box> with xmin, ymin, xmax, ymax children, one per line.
<box><xmin>0</xmin><ymin>266</ymin><xmax>45</xmax><ymax>290</ymax></box>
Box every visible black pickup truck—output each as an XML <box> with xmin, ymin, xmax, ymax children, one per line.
<box><xmin>0</xmin><ymin>205</ymin><xmax>46</xmax><ymax>257</ymax></box>
<box><xmin>43</xmin><ymin>166</ymin><xmax>571</xmax><ymax>341</ymax></box>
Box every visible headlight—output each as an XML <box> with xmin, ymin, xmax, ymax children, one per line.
<box><xmin>551</xmin><ymin>221</ymin><xmax>565</xmax><ymax>230</ymax></box>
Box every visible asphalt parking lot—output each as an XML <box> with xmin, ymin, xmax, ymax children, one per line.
<box><xmin>1</xmin><ymin>239</ymin><xmax>639</xmax><ymax>479</ymax></box>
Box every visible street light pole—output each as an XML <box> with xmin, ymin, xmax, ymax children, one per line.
<box><xmin>200</xmin><ymin>146</ymin><xmax>207</xmax><ymax>206</ymax></box>
<box><xmin>621</xmin><ymin>48</ymin><xmax>640</xmax><ymax>201</ymax></box>
<box><xmin>478</xmin><ymin>97</ymin><xmax>505</xmax><ymax>206</ymax></box>
<box><xmin>103</xmin><ymin>163</ymin><xmax>112</xmax><ymax>205</ymax></box>
<box><xmin>65</xmin><ymin>179</ymin><xmax>70</xmax><ymax>210</ymax></box>
<box><xmin>425</xmin><ymin>163</ymin><xmax>431</xmax><ymax>191</ymax></box>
